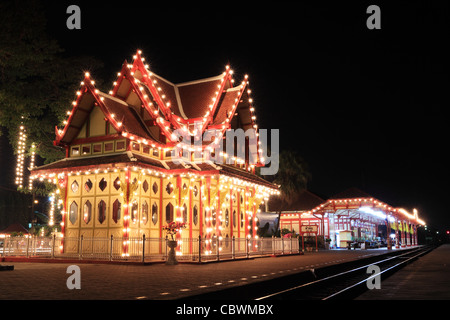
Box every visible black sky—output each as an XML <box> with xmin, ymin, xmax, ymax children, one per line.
<box><xmin>2</xmin><ymin>1</ymin><xmax>449</xmax><ymax>229</ymax></box>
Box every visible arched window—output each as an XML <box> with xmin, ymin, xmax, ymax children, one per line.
<box><xmin>193</xmin><ymin>205</ymin><xmax>198</xmax><ymax>226</ymax></box>
<box><xmin>166</xmin><ymin>182</ymin><xmax>173</xmax><ymax>195</ymax></box>
<box><xmin>225</xmin><ymin>209</ymin><xmax>229</xmax><ymax>227</ymax></box>
<box><xmin>193</xmin><ymin>185</ymin><xmax>198</xmax><ymax>197</ymax></box>
<box><xmin>99</xmin><ymin>178</ymin><xmax>107</xmax><ymax>191</ymax></box>
<box><xmin>84</xmin><ymin>179</ymin><xmax>93</xmax><ymax>192</ymax></box>
<box><xmin>69</xmin><ymin>201</ymin><xmax>78</xmax><ymax>225</ymax></box>
<box><xmin>142</xmin><ymin>201</ymin><xmax>148</xmax><ymax>225</ymax></box>
<box><xmin>83</xmin><ymin>200</ymin><xmax>92</xmax><ymax>224</ymax></box>
<box><xmin>113</xmin><ymin>177</ymin><xmax>121</xmax><ymax>191</ymax></box>
<box><xmin>112</xmin><ymin>199</ymin><xmax>121</xmax><ymax>223</ymax></box>
<box><xmin>152</xmin><ymin>202</ymin><xmax>158</xmax><ymax>225</ymax></box>
<box><xmin>166</xmin><ymin>202</ymin><xmax>174</xmax><ymax>223</ymax></box>
<box><xmin>142</xmin><ymin>180</ymin><xmax>149</xmax><ymax>193</ymax></box>
<box><xmin>98</xmin><ymin>200</ymin><xmax>106</xmax><ymax>224</ymax></box>
<box><xmin>71</xmin><ymin>181</ymin><xmax>79</xmax><ymax>193</ymax></box>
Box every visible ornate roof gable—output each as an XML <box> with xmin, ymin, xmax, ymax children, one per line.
<box><xmin>54</xmin><ymin>50</ymin><xmax>262</xmax><ymax>158</ymax></box>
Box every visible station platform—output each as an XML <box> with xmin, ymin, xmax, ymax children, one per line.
<box><xmin>0</xmin><ymin>247</ymin><xmax>402</xmax><ymax>300</ymax></box>
<box><xmin>357</xmin><ymin>244</ymin><xmax>450</xmax><ymax>300</ymax></box>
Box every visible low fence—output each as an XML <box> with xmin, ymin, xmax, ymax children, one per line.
<box><xmin>0</xmin><ymin>235</ymin><xmax>300</xmax><ymax>263</ymax></box>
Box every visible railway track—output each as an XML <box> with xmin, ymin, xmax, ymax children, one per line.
<box><xmin>186</xmin><ymin>246</ymin><xmax>435</xmax><ymax>300</ymax></box>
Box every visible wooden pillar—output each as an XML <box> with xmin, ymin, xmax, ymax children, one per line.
<box><xmin>189</xmin><ymin>179</ymin><xmax>193</xmax><ymax>254</ymax></box>
<box><xmin>122</xmin><ymin>168</ymin><xmax>131</xmax><ymax>256</ymax></box>
<box><xmin>199</xmin><ymin>179</ymin><xmax>203</xmax><ymax>238</ymax></box>
<box><xmin>205</xmin><ymin>177</ymin><xmax>211</xmax><ymax>254</ymax></box>
<box><xmin>58</xmin><ymin>175</ymin><xmax>69</xmax><ymax>253</ymax></box>
<box><xmin>229</xmin><ymin>188</ymin><xmax>233</xmax><ymax>238</ymax></box>
<box><xmin>158</xmin><ymin>176</ymin><xmax>163</xmax><ymax>254</ymax></box>
<box><xmin>385</xmin><ymin>218</ymin><xmax>392</xmax><ymax>250</ymax></box>
<box><xmin>401</xmin><ymin>221</ymin><xmax>406</xmax><ymax>248</ymax></box>
<box><xmin>216</xmin><ymin>183</ymin><xmax>221</xmax><ymax>241</ymax></box>
<box><xmin>395</xmin><ymin>220</ymin><xmax>400</xmax><ymax>249</ymax></box>
<box><xmin>237</xmin><ymin>189</ymin><xmax>241</xmax><ymax>251</ymax></box>
<box><xmin>406</xmin><ymin>222</ymin><xmax>411</xmax><ymax>246</ymax></box>
<box><xmin>176</xmin><ymin>175</ymin><xmax>182</xmax><ymax>254</ymax></box>
<box><xmin>414</xmin><ymin>224</ymin><xmax>418</xmax><ymax>246</ymax></box>
<box><xmin>244</xmin><ymin>187</ymin><xmax>249</xmax><ymax>239</ymax></box>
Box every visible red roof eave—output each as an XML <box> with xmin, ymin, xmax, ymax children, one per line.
<box><xmin>54</xmin><ymin>73</ymin><xmax>123</xmax><ymax>146</ymax></box>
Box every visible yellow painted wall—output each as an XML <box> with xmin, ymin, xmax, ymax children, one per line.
<box><xmin>64</xmin><ymin>171</ymin><xmax>264</xmax><ymax>256</ymax></box>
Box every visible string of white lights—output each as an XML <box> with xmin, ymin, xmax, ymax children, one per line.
<box><xmin>15</xmin><ymin>122</ymin><xmax>27</xmax><ymax>189</ymax></box>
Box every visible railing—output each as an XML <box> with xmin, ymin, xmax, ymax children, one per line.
<box><xmin>0</xmin><ymin>235</ymin><xmax>300</xmax><ymax>262</ymax></box>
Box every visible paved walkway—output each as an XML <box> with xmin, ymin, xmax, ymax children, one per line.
<box><xmin>0</xmin><ymin>248</ymin><xmax>397</xmax><ymax>300</ymax></box>
<box><xmin>357</xmin><ymin>244</ymin><xmax>450</xmax><ymax>300</ymax></box>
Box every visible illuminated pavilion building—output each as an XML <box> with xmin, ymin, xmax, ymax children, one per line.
<box><xmin>275</xmin><ymin>188</ymin><xmax>426</xmax><ymax>249</ymax></box>
<box><xmin>30</xmin><ymin>50</ymin><xmax>279</xmax><ymax>256</ymax></box>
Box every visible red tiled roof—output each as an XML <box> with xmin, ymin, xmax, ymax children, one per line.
<box><xmin>49</xmin><ymin>51</ymin><xmax>267</xmax><ymax>186</ymax></box>
<box><xmin>99</xmin><ymin>93</ymin><xmax>161</xmax><ymax>144</ymax></box>
<box><xmin>151</xmin><ymin>74</ymin><xmax>182</xmax><ymax>119</ymax></box>
<box><xmin>57</xmin><ymin>52</ymin><xmax>255</xmax><ymax>150</ymax></box>
<box><xmin>1</xmin><ymin>223</ymin><xmax>29</xmax><ymax>234</ymax></box>
<box><xmin>177</xmin><ymin>75</ymin><xmax>225</xmax><ymax>119</ymax></box>
<box><xmin>212</xmin><ymin>87</ymin><xmax>240</xmax><ymax>126</ymax></box>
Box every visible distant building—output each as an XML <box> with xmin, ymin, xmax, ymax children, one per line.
<box><xmin>0</xmin><ymin>223</ymin><xmax>29</xmax><ymax>236</ymax></box>
<box><xmin>272</xmin><ymin>188</ymin><xmax>425</xmax><ymax>248</ymax></box>
<box><xmin>267</xmin><ymin>189</ymin><xmax>325</xmax><ymax>236</ymax></box>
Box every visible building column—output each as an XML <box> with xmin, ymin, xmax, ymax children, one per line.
<box><xmin>229</xmin><ymin>188</ymin><xmax>233</xmax><ymax>239</ymax></box>
<box><xmin>401</xmin><ymin>221</ymin><xmax>406</xmax><ymax>248</ymax></box>
<box><xmin>205</xmin><ymin>177</ymin><xmax>212</xmax><ymax>254</ymax></box>
<box><xmin>216</xmin><ymin>184</ymin><xmax>221</xmax><ymax>244</ymax></box>
<box><xmin>395</xmin><ymin>221</ymin><xmax>400</xmax><ymax>249</ymax></box>
<box><xmin>176</xmin><ymin>175</ymin><xmax>182</xmax><ymax>254</ymax></box>
<box><xmin>189</xmin><ymin>180</ymin><xmax>193</xmax><ymax>254</ymax></box>
<box><xmin>122</xmin><ymin>168</ymin><xmax>131</xmax><ymax>256</ymax></box>
<box><xmin>58</xmin><ymin>175</ymin><xmax>69</xmax><ymax>254</ymax></box>
<box><xmin>244</xmin><ymin>186</ymin><xmax>249</xmax><ymax>239</ymax></box>
<box><xmin>415</xmin><ymin>225</ymin><xmax>419</xmax><ymax>246</ymax></box>
<box><xmin>406</xmin><ymin>223</ymin><xmax>411</xmax><ymax>246</ymax></box>
<box><xmin>385</xmin><ymin>219</ymin><xmax>392</xmax><ymax>250</ymax></box>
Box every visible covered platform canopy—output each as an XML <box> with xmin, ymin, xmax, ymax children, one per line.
<box><xmin>276</xmin><ymin>188</ymin><xmax>426</xmax><ymax>249</ymax></box>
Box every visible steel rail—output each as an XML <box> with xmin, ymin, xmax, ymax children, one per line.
<box><xmin>322</xmin><ymin>246</ymin><xmax>434</xmax><ymax>300</ymax></box>
<box><xmin>254</xmin><ymin>246</ymin><xmax>432</xmax><ymax>300</ymax></box>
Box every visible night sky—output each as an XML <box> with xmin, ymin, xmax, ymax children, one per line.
<box><xmin>2</xmin><ymin>1</ymin><xmax>449</xmax><ymax>230</ymax></box>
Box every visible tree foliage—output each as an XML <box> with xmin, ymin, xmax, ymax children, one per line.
<box><xmin>263</xmin><ymin>150</ymin><xmax>311</xmax><ymax>235</ymax></box>
<box><xmin>0</xmin><ymin>0</ymin><xmax>103</xmax><ymax>164</ymax></box>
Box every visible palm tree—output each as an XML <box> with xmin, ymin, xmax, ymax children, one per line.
<box><xmin>263</xmin><ymin>150</ymin><xmax>311</xmax><ymax>236</ymax></box>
